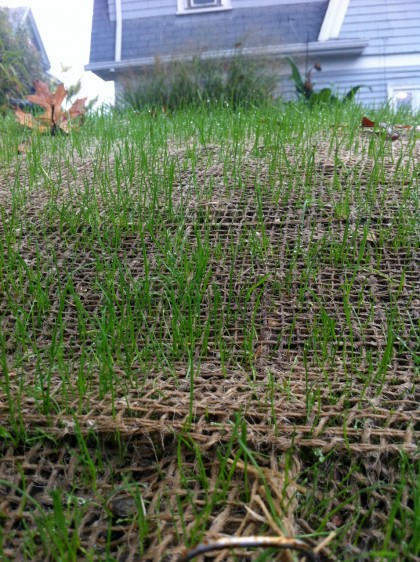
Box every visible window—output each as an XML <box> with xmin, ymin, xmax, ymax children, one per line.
<box><xmin>191</xmin><ymin>0</ymin><xmax>219</xmax><ymax>6</ymax></box>
<box><xmin>177</xmin><ymin>0</ymin><xmax>232</xmax><ymax>15</ymax></box>
<box><xmin>388</xmin><ymin>86</ymin><xmax>420</xmax><ymax>112</ymax></box>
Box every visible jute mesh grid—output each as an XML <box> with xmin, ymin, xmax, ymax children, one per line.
<box><xmin>0</xmin><ymin>131</ymin><xmax>419</xmax><ymax>560</ymax></box>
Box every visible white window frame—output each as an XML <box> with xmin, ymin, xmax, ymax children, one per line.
<box><xmin>388</xmin><ymin>85</ymin><xmax>420</xmax><ymax>112</ymax></box>
<box><xmin>177</xmin><ymin>0</ymin><xmax>232</xmax><ymax>16</ymax></box>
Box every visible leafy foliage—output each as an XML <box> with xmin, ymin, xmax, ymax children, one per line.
<box><xmin>286</xmin><ymin>56</ymin><xmax>307</xmax><ymax>98</ymax></box>
<box><xmin>285</xmin><ymin>56</ymin><xmax>367</xmax><ymax>106</ymax></box>
<box><xmin>0</xmin><ymin>7</ymin><xmax>46</xmax><ymax>111</ymax></box>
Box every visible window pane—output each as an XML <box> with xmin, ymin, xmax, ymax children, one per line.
<box><xmin>190</xmin><ymin>0</ymin><xmax>219</xmax><ymax>6</ymax></box>
<box><xmin>394</xmin><ymin>91</ymin><xmax>413</xmax><ymax>109</ymax></box>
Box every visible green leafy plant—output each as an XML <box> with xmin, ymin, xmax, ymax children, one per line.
<box><xmin>285</xmin><ymin>56</ymin><xmax>367</xmax><ymax>106</ymax></box>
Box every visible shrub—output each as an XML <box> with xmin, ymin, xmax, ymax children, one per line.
<box><xmin>120</xmin><ymin>52</ymin><xmax>277</xmax><ymax>111</ymax></box>
<box><xmin>0</xmin><ymin>8</ymin><xmax>46</xmax><ymax>111</ymax></box>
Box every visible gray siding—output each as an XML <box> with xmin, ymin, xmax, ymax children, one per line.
<box><xmin>287</xmin><ymin>66</ymin><xmax>420</xmax><ymax>106</ymax></box>
<box><xmin>108</xmin><ymin>0</ymin><xmax>326</xmax><ymax>20</ymax></box>
<box><xmin>120</xmin><ymin>3</ymin><xmax>328</xmax><ymax>60</ymax></box>
<box><xmin>339</xmin><ymin>0</ymin><xmax>420</xmax><ymax>57</ymax></box>
<box><xmin>89</xmin><ymin>0</ymin><xmax>115</xmax><ymax>63</ymax></box>
<box><xmin>88</xmin><ymin>0</ymin><xmax>420</xmax><ymax>109</ymax></box>
<box><xmin>310</xmin><ymin>0</ymin><xmax>420</xmax><ymax>107</ymax></box>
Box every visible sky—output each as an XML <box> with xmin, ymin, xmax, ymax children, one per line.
<box><xmin>1</xmin><ymin>0</ymin><xmax>115</xmax><ymax>105</ymax></box>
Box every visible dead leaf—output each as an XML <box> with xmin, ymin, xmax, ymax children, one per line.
<box><xmin>68</xmin><ymin>97</ymin><xmax>87</xmax><ymax>120</ymax></box>
<box><xmin>14</xmin><ymin>109</ymin><xmax>50</xmax><ymax>133</ymax></box>
<box><xmin>14</xmin><ymin>80</ymin><xmax>87</xmax><ymax>135</ymax></box>
<box><xmin>361</xmin><ymin>116</ymin><xmax>399</xmax><ymax>141</ymax></box>
<box><xmin>60</xmin><ymin>97</ymin><xmax>87</xmax><ymax>133</ymax></box>
<box><xmin>361</xmin><ymin>116</ymin><xmax>375</xmax><ymax>128</ymax></box>
<box><xmin>17</xmin><ymin>138</ymin><xmax>32</xmax><ymax>154</ymax></box>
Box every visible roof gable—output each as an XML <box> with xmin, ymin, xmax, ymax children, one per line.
<box><xmin>8</xmin><ymin>6</ymin><xmax>50</xmax><ymax>70</ymax></box>
<box><xmin>89</xmin><ymin>0</ymin><xmax>329</xmax><ymax>65</ymax></box>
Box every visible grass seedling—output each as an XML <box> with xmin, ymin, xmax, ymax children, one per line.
<box><xmin>0</xmin><ymin>100</ymin><xmax>418</xmax><ymax>561</ymax></box>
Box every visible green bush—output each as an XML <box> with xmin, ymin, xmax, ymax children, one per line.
<box><xmin>120</xmin><ymin>53</ymin><xmax>277</xmax><ymax>111</ymax></box>
<box><xmin>0</xmin><ymin>8</ymin><xmax>46</xmax><ymax>111</ymax></box>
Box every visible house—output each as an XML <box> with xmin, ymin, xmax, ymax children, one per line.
<box><xmin>8</xmin><ymin>7</ymin><xmax>50</xmax><ymax>72</ymax></box>
<box><xmin>313</xmin><ymin>0</ymin><xmax>420</xmax><ymax>110</ymax></box>
<box><xmin>86</xmin><ymin>0</ymin><xmax>420</xmax><ymax>110</ymax></box>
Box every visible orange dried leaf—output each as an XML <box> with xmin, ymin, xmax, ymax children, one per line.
<box><xmin>27</xmin><ymin>80</ymin><xmax>54</xmax><ymax>113</ymax></box>
<box><xmin>32</xmin><ymin>80</ymin><xmax>50</xmax><ymax>95</ymax></box>
<box><xmin>14</xmin><ymin>107</ymin><xmax>36</xmax><ymax>128</ymax></box>
<box><xmin>68</xmin><ymin>97</ymin><xmax>87</xmax><ymax>120</ymax></box>
<box><xmin>361</xmin><ymin>116</ymin><xmax>375</xmax><ymax>128</ymax></box>
<box><xmin>51</xmin><ymin>83</ymin><xmax>67</xmax><ymax>106</ymax></box>
<box><xmin>13</xmin><ymin>107</ymin><xmax>50</xmax><ymax>133</ymax></box>
<box><xmin>26</xmin><ymin>94</ymin><xmax>52</xmax><ymax>114</ymax></box>
<box><xmin>37</xmin><ymin>113</ymin><xmax>54</xmax><ymax>122</ymax></box>
<box><xmin>60</xmin><ymin>98</ymin><xmax>87</xmax><ymax>133</ymax></box>
<box><xmin>14</xmin><ymin>81</ymin><xmax>86</xmax><ymax>135</ymax></box>
<box><xmin>51</xmin><ymin>83</ymin><xmax>68</xmax><ymax>123</ymax></box>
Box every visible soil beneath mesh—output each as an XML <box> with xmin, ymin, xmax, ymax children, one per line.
<box><xmin>0</xmin><ymin>130</ymin><xmax>419</xmax><ymax>561</ymax></box>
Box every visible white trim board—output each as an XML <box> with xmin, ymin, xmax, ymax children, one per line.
<box><xmin>317</xmin><ymin>53</ymin><xmax>420</xmax><ymax>73</ymax></box>
<box><xmin>318</xmin><ymin>0</ymin><xmax>350</xmax><ymax>41</ymax></box>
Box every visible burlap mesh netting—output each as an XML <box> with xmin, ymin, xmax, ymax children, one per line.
<box><xmin>0</xmin><ymin>130</ymin><xmax>419</xmax><ymax>561</ymax></box>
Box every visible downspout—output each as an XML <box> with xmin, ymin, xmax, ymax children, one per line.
<box><xmin>112</xmin><ymin>0</ymin><xmax>122</xmax><ymax>71</ymax></box>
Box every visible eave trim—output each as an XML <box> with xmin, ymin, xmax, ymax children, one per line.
<box><xmin>85</xmin><ymin>39</ymin><xmax>368</xmax><ymax>73</ymax></box>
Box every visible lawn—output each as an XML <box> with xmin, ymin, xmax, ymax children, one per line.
<box><xmin>0</xmin><ymin>102</ymin><xmax>419</xmax><ymax>561</ymax></box>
